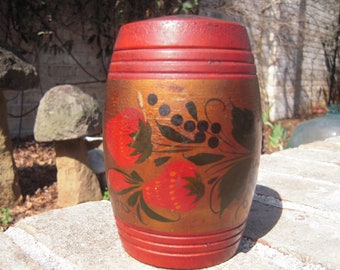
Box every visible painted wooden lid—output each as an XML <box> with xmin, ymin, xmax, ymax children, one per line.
<box><xmin>109</xmin><ymin>15</ymin><xmax>255</xmax><ymax>78</ymax></box>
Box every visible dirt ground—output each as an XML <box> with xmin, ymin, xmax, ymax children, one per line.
<box><xmin>0</xmin><ymin>115</ymin><xmax>317</xmax><ymax>231</ymax></box>
<box><xmin>5</xmin><ymin>139</ymin><xmax>58</xmax><ymax>230</ymax></box>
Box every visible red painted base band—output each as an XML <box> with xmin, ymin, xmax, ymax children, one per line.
<box><xmin>115</xmin><ymin>217</ymin><xmax>246</xmax><ymax>269</ymax></box>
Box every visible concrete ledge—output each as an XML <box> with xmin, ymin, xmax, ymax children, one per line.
<box><xmin>0</xmin><ymin>231</ymin><xmax>42</xmax><ymax>270</ymax></box>
<box><xmin>1</xmin><ymin>137</ymin><xmax>339</xmax><ymax>269</ymax></box>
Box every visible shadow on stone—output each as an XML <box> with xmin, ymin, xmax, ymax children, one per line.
<box><xmin>238</xmin><ymin>184</ymin><xmax>283</xmax><ymax>253</ymax></box>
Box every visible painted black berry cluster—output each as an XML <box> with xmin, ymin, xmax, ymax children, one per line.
<box><xmin>147</xmin><ymin>94</ymin><xmax>222</xmax><ymax>149</ymax></box>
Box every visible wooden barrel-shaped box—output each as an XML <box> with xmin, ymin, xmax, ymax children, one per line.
<box><xmin>104</xmin><ymin>15</ymin><xmax>262</xmax><ymax>269</ymax></box>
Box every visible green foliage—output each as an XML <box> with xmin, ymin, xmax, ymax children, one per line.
<box><xmin>0</xmin><ymin>0</ymin><xmax>199</xmax><ymax>76</ymax></box>
<box><xmin>1</xmin><ymin>0</ymin><xmax>199</xmax><ymax>51</ymax></box>
<box><xmin>263</xmin><ymin>105</ymin><xmax>288</xmax><ymax>150</ymax></box>
<box><xmin>102</xmin><ymin>189</ymin><xmax>110</xmax><ymax>201</ymax></box>
<box><xmin>151</xmin><ymin>0</ymin><xmax>198</xmax><ymax>16</ymax></box>
<box><xmin>0</xmin><ymin>208</ymin><xmax>13</xmax><ymax>231</ymax></box>
<box><xmin>262</xmin><ymin>104</ymin><xmax>273</xmax><ymax>128</ymax></box>
<box><xmin>172</xmin><ymin>0</ymin><xmax>199</xmax><ymax>14</ymax></box>
<box><xmin>269</xmin><ymin>122</ymin><xmax>287</xmax><ymax>149</ymax></box>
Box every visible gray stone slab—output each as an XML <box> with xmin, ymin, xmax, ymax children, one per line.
<box><xmin>277</xmin><ymin>147</ymin><xmax>340</xmax><ymax>164</ymax></box>
<box><xmin>257</xmin><ymin>142</ymin><xmax>340</xmax><ymax>216</ymax></box>
<box><xmin>325</xmin><ymin>136</ymin><xmax>340</xmax><ymax>144</ymax></box>
<box><xmin>0</xmin><ymin>231</ymin><xmax>42</xmax><ymax>270</ymax></box>
<box><xmin>298</xmin><ymin>139</ymin><xmax>340</xmax><ymax>152</ymax></box>
<box><xmin>214</xmin><ymin>238</ymin><xmax>321</xmax><ymax>270</ymax></box>
<box><xmin>245</xmin><ymin>200</ymin><xmax>340</xmax><ymax>270</ymax></box>
<box><xmin>5</xmin><ymin>201</ymin><xmax>152</xmax><ymax>270</ymax></box>
<box><xmin>5</xmin><ymin>200</ymin><xmax>327</xmax><ymax>270</ymax></box>
<box><xmin>4</xmin><ymin>137</ymin><xmax>339</xmax><ymax>270</ymax></box>
<box><xmin>259</xmin><ymin>153</ymin><xmax>340</xmax><ymax>185</ymax></box>
<box><xmin>231</xmin><ymin>238</ymin><xmax>326</xmax><ymax>270</ymax></box>
<box><xmin>257</xmin><ymin>171</ymin><xmax>340</xmax><ymax>214</ymax></box>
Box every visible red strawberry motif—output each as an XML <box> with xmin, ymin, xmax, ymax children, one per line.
<box><xmin>105</xmin><ymin>107</ymin><xmax>152</xmax><ymax>168</ymax></box>
<box><xmin>108</xmin><ymin>169</ymin><xmax>132</xmax><ymax>192</ymax></box>
<box><xmin>142</xmin><ymin>161</ymin><xmax>204</xmax><ymax>212</ymax></box>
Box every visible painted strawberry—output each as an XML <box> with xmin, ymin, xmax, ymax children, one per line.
<box><xmin>108</xmin><ymin>167</ymin><xmax>179</xmax><ymax>223</ymax></box>
<box><xmin>108</xmin><ymin>169</ymin><xmax>136</xmax><ymax>192</ymax></box>
<box><xmin>142</xmin><ymin>161</ymin><xmax>204</xmax><ymax>212</ymax></box>
<box><xmin>105</xmin><ymin>107</ymin><xmax>152</xmax><ymax>168</ymax></box>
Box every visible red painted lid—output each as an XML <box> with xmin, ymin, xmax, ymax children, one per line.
<box><xmin>109</xmin><ymin>15</ymin><xmax>256</xmax><ymax>79</ymax></box>
<box><xmin>114</xmin><ymin>15</ymin><xmax>251</xmax><ymax>51</ymax></box>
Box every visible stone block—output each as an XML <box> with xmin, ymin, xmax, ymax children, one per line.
<box><xmin>5</xmin><ymin>200</ymin><xmax>331</xmax><ymax>270</ymax></box>
<box><xmin>0</xmin><ymin>232</ymin><xmax>42</xmax><ymax>270</ymax></box>
<box><xmin>246</xmin><ymin>199</ymin><xmax>340</xmax><ymax>269</ymax></box>
<box><xmin>0</xmin><ymin>91</ymin><xmax>22</xmax><ymax>207</ymax></box>
<box><xmin>55</xmin><ymin>138</ymin><xmax>102</xmax><ymax>207</ymax></box>
<box><xmin>4</xmin><ymin>201</ymin><xmax>146</xmax><ymax>270</ymax></box>
<box><xmin>298</xmin><ymin>140</ymin><xmax>340</xmax><ymax>152</ymax></box>
<box><xmin>0</xmin><ymin>145</ymin><xmax>22</xmax><ymax>207</ymax></box>
<box><xmin>260</xmin><ymin>153</ymin><xmax>339</xmax><ymax>185</ymax></box>
<box><xmin>276</xmin><ymin>147</ymin><xmax>340</xmax><ymax>164</ymax></box>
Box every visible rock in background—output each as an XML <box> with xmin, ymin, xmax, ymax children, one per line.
<box><xmin>34</xmin><ymin>84</ymin><xmax>102</xmax><ymax>142</ymax></box>
<box><xmin>55</xmin><ymin>138</ymin><xmax>102</xmax><ymax>207</ymax></box>
<box><xmin>0</xmin><ymin>45</ymin><xmax>39</xmax><ymax>208</ymax></box>
<box><xmin>34</xmin><ymin>84</ymin><xmax>103</xmax><ymax>207</ymax></box>
<box><xmin>0</xmin><ymin>91</ymin><xmax>22</xmax><ymax>207</ymax></box>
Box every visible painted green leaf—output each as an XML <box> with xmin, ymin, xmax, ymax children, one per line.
<box><xmin>186</xmin><ymin>101</ymin><xmax>198</xmax><ymax>120</ymax></box>
<box><xmin>112</xmin><ymin>168</ymin><xmax>143</xmax><ymax>185</ymax></box>
<box><xmin>127</xmin><ymin>191</ymin><xmax>141</xmax><ymax>207</ymax></box>
<box><xmin>184</xmin><ymin>173</ymin><xmax>205</xmax><ymax>203</ymax></box>
<box><xmin>184</xmin><ymin>153</ymin><xmax>225</xmax><ymax>166</ymax></box>
<box><xmin>231</xmin><ymin>102</ymin><xmax>256</xmax><ymax>151</ymax></box>
<box><xmin>117</xmin><ymin>185</ymin><xmax>139</xmax><ymax>195</ymax></box>
<box><xmin>156</xmin><ymin>121</ymin><xmax>194</xmax><ymax>143</ymax></box>
<box><xmin>140</xmin><ymin>195</ymin><xmax>176</xmax><ymax>223</ymax></box>
<box><xmin>130</xmin><ymin>119</ymin><xmax>153</xmax><ymax>163</ymax></box>
<box><xmin>218</xmin><ymin>157</ymin><xmax>252</xmax><ymax>216</ymax></box>
<box><xmin>208</xmin><ymin>177</ymin><xmax>219</xmax><ymax>185</ymax></box>
<box><xmin>130</xmin><ymin>171</ymin><xmax>144</xmax><ymax>183</ymax></box>
<box><xmin>136</xmin><ymin>204</ymin><xmax>145</xmax><ymax>224</ymax></box>
<box><xmin>154</xmin><ymin>156</ymin><xmax>171</xmax><ymax>166</ymax></box>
